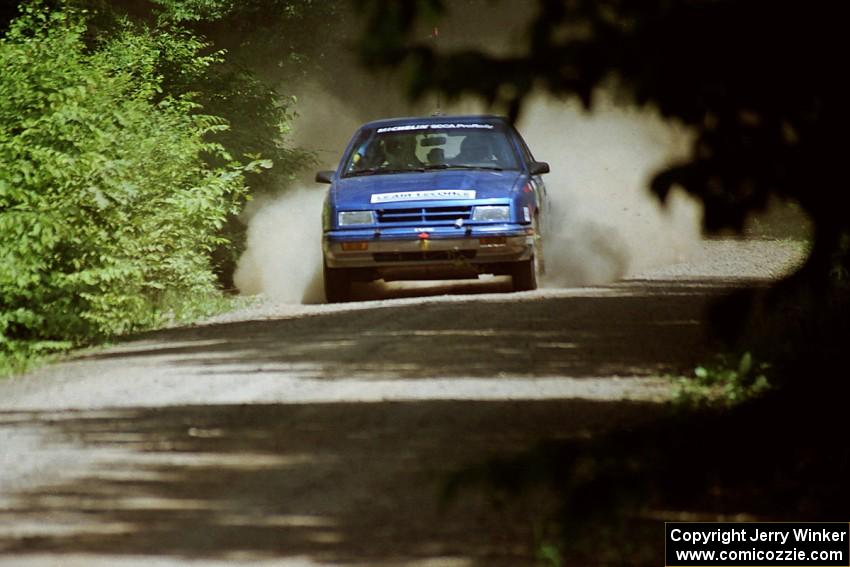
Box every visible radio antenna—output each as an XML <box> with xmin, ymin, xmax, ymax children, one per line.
<box><xmin>431</xmin><ymin>26</ymin><xmax>443</xmax><ymax>116</ymax></box>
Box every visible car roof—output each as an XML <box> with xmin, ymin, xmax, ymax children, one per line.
<box><xmin>359</xmin><ymin>114</ymin><xmax>510</xmax><ymax>130</ymax></box>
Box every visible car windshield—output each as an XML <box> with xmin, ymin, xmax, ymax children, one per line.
<box><xmin>341</xmin><ymin>123</ymin><xmax>520</xmax><ymax>177</ymax></box>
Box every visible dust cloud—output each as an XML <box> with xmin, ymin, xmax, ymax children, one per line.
<box><xmin>519</xmin><ymin>96</ymin><xmax>703</xmax><ymax>286</ymax></box>
<box><xmin>234</xmin><ymin>90</ymin><xmax>703</xmax><ymax>302</ymax></box>
<box><xmin>233</xmin><ymin>188</ymin><xmax>326</xmax><ymax>304</ymax></box>
<box><xmin>289</xmin><ymin>83</ymin><xmax>366</xmax><ymax>178</ymax></box>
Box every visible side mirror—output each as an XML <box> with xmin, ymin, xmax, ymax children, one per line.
<box><xmin>315</xmin><ymin>170</ymin><xmax>334</xmax><ymax>184</ymax></box>
<box><xmin>529</xmin><ymin>161</ymin><xmax>550</xmax><ymax>175</ymax></box>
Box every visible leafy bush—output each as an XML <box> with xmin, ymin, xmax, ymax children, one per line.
<box><xmin>0</xmin><ymin>4</ymin><xmax>259</xmax><ymax>365</ymax></box>
<box><xmin>671</xmin><ymin>351</ymin><xmax>771</xmax><ymax>408</ymax></box>
<box><xmin>194</xmin><ymin>66</ymin><xmax>315</xmax><ymax>285</ymax></box>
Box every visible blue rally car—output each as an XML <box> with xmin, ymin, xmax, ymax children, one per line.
<box><xmin>315</xmin><ymin>115</ymin><xmax>550</xmax><ymax>302</ymax></box>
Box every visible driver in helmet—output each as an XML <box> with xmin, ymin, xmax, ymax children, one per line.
<box><xmin>456</xmin><ymin>132</ymin><xmax>494</xmax><ymax>164</ymax></box>
<box><xmin>382</xmin><ymin>136</ymin><xmax>422</xmax><ymax>169</ymax></box>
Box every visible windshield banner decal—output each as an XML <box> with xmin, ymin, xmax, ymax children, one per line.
<box><xmin>376</xmin><ymin>123</ymin><xmax>495</xmax><ymax>133</ymax></box>
<box><xmin>370</xmin><ymin>190</ymin><xmax>476</xmax><ymax>203</ymax></box>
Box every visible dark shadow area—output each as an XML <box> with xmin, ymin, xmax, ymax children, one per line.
<box><xmin>444</xmin><ymin>390</ymin><xmax>850</xmax><ymax>565</ymax></box>
<box><xmin>435</xmin><ymin>283</ymin><xmax>850</xmax><ymax>564</ymax></box>
<box><xmin>77</xmin><ymin>280</ymin><xmax>745</xmax><ymax>381</ymax></box>
<box><xmin>0</xmin><ymin>399</ymin><xmax>668</xmax><ymax>565</ymax></box>
<box><xmin>349</xmin><ymin>275</ymin><xmax>514</xmax><ymax>301</ymax></box>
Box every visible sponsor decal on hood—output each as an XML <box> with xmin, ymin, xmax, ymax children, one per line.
<box><xmin>370</xmin><ymin>189</ymin><xmax>476</xmax><ymax>204</ymax></box>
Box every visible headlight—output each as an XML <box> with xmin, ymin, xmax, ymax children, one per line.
<box><xmin>472</xmin><ymin>205</ymin><xmax>511</xmax><ymax>222</ymax></box>
<box><xmin>338</xmin><ymin>210</ymin><xmax>376</xmax><ymax>226</ymax></box>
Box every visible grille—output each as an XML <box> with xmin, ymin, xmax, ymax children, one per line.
<box><xmin>377</xmin><ymin>205</ymin><xmax>472</xmax><ymax>225</ymax></box>
<box><xmin>373</xmin><ymin>250</ymin><xmax>477</xmax><ymax>263</ymax></box>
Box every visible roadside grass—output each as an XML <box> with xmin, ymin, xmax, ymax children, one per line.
<box><xmin>154</xmin><ymin>289</ymin><xmax>255</xmax><ymax>330</ymax></box>
<box><xmin>669</xmin><ymin>351</ymin><xmax>772</xmax><ymax>409</ymax></box>
<box><xmin>0</xmin><ymin>291</ymin><xmax>254</xmax><ymax>380</ymax></box>
<box><xmin>0</xmin><ymin>343</ymin><xmax>68</xmax><ymax>379</ymax></box>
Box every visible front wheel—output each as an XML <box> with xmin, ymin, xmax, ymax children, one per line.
<box><xmin>323</xmin><ymin>262</ymin><xmax>352</xmax><ymax>303</ymax></box>
<box><xmin>511</xmin><ymin>257</ymin><xmax>538</xmax><ymax>291</ymax></box>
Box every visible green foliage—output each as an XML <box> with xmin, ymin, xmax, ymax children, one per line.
<box><xmin>142</xmin><ymin>0</ymin><xmax>327</xmax><ymax>193</ymax></box>
<box><xmin>197</xmin><ymin>68</ymin><xmax>314</xmax><ymax>193</ymax></box>
<box><xmin>141</xmin><ymin>288</ymin><xmax>254</xmax><ymax>334</ymax></box>
<box><xmin>149</xmin><ymin>0</ymin><xmax>339</xmax><ymax>27</ymax></box>
<box><xmin>0</xmin><ymin>340</ymin><xmax>67</xmax><ymax>379</ymax></box>
<box><xmin>831</xmin><ymin>234</ymin><xmax>850</xmax><ymax>282</ymax></box>
<box><xmin>535</xmin><ymin>541</ymin><xmax>562</xmax><ymax>567</ymax></box>
<box><xmin>0</xmin><ymin>4</ymin><xmax>254</xmax><ymax>365</ymax></box>
<box><xmin>109</xmin><ymin>0</ymin><xmax>326</xmax><ymax>284</ymax></box>
<box><xmin>150</xmin><ymin>0</ymin><xmax>237</xmax><ymax>23</ymax></box>
<box><xmin>671</xmin><ymin>352</ymin><xmax>771</xmax><ymax>408</ymax></box>
<box><xmin>99</xmin><ymin>19</ymin><xmax>221</xmax><ymax>99</ymax></box>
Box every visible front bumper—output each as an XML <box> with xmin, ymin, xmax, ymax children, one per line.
<box><xmin>323</xmin><ymin>225</ymin><xmax>534</xmax><ymax>271</ymax></box>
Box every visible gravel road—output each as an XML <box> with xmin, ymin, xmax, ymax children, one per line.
<box><xmin>0</xmin><ymin>239</ymin><xmax>804</xmax><ymax>567</ymax></box>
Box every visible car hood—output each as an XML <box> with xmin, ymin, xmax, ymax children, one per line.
<box><xmin>332</xmin><ymin>170</ymin><xmax>522</xmax><ymax>206</ymax></box>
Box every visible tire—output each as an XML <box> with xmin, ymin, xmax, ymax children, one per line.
<box><xmin>512</xmin><ymin>217</ymin><xmax>542</xmax><ymax>291</ymax></box>
<box><xmin>511</xmin><ymin>256</ymin><xmax>538</xmax><ymax>291</ymax></box>
<box><xmin>535</xmin><ymin>226</ymin><xmax>546</xmax><ymax>276</ymax></box>
<box><xmin>323</xmin><ymin>263</ymin><xmax>351</xmax><ymax>303</ymax></box>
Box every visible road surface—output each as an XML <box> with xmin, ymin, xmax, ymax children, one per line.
<box><xmin>0</xmin><ymin>240</ymin><xmax>803</xmax><ymax>566</ymax></box>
